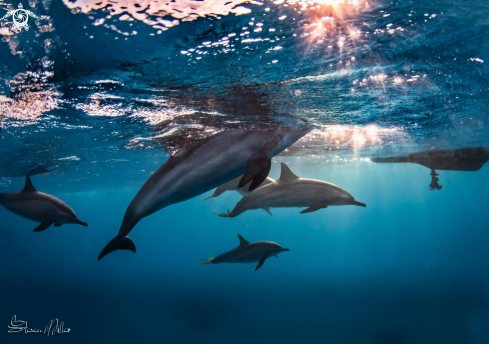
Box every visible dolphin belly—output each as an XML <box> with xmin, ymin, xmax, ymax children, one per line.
<box><xmin>214</xmin><ymin>251</ymin><xmax>262</xmax><ymax>264</ymax></box>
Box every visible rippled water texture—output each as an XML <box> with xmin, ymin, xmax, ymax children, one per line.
<box><xmin>0</xmin><ymin>0</ymin><xmax>488</xmax><ymax>179</ymax></box>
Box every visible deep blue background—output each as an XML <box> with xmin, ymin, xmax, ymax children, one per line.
<box><xmin>1</xmin><ymin>158</ymin><xmax>489</xmax><ymax>343</ymax></box>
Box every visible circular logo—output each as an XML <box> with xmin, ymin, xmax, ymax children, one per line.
<box><xmin>1</xmin><ymin>3</ymin><xmax>38</xmax><ymax>32</ymax></box>
<box><xmin>13</xmin><ymin>9</ymin><xmax>28</xmax><ymax>27</ymax></box>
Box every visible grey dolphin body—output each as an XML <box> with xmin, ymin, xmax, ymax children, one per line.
<box><xmin>200</xmin><ymin>234</ymin><xmax>290</xmax><ymax>271</ymax></box>
<box><xmin>216</xmin><ymin>163</ymin><xmax>366</xmax><ymax>218</ymax></box>
<box><xmin>204</xmin><ymin>175</ymin><xmax>276</xmax><ymax>215</ymax></box>
<box><xmin>204</xmin><ymin>175</ymin><xmax>276</xmax><ymax>200</ymax></box>
<box><xmin>98</xmin><ymin>127</ymin><xmax>311</xmax><ymax>260</ymax></box>
<box><xmin>0</xmin><ymin>176</ymin><xmax>88</xmax><ymax>231</ymax></box>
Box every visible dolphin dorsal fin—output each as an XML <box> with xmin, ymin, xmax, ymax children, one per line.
<box><xmin>22</xmin><ymin>176</ymin><xmax>37</xmax><ymax>193</ymax></box>
<box><xmin>237</xmin><ymin>234</ymin><xmax>249</xmax><ymax>246</ymax></box>
<box><xmin>278</xmin><ymin>163</ymin><xmax>300</xmax><ymax>183</ymax></box>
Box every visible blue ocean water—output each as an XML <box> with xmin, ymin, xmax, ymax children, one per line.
<box><xmin>1</xmin><ymin>0</ymin><xmax>489</xmax><ymax>343</ymax></box>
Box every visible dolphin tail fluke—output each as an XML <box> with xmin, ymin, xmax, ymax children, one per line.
<box><xmin>98</xmin><ymin>235</ymin><xmax>136</xmax><ymax>261</ymax></box>
<box><xmin>200</xmin><ymin>256</ymin><xmax>214</xmax><ymax>264</ymax></box>
<box><xmin>351</xmin><ymin>200</ymin><xmax>367</xmax><ymax>207</ymax></box>
<box><xmin>213</xmin><ymin>210</ymin><xmax>233</xmax><ymax>218</ymax></box>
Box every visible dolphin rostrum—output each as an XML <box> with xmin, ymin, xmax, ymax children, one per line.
<box><xmin>203</xmin><ymin>175</ymin><xmax>276</xmax><ymax>215</ymax></box>
<box><xmin>0</xmin><ymin>176</ymin><xmax>88</xmax><ymax>231</ymax></box>
<box><xmin>98</xmin><ymin>127</ymin><xmax>311</xmax><ymax>260</ymax></box>
<box><xmin>200</xmin><ymin>234</ymin><xmax>290</xmax><ymax>271</ymax></box>
<box><xmin>215</xmin><ymin>163</ymin><xmax>366</xmax><ymax>217</ymax></box>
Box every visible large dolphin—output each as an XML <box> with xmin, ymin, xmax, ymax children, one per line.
<box><xmin>200</xmin><ymin>234</ymin><xmax>289</xmax><ymax>271</ymax></box>
<box><xmin>0</xmin><ymin>176</ymin><xmax>88</xmax><ymax>231</ymax></box>
<box><xmin>215</xmin><ymin>163</ymin><xmax>366</xmax><ymax>217</ymax></box>
<box><xmin>203</xmin><ymin>175</ymin><xmax>276</xmax><ymax>215</ymax></box>
<box><xmin>98</xmin><ymin>127</ymin><xmax>311</xmax><ymax>260</ymax></box>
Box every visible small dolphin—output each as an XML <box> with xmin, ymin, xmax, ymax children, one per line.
<box><xmin>204</xmin><ymin>175</ymin><xmax>276</xmax><ymax>200</ymax></box>
<box><xmin>215</xmin><ymin>163</ymin><xmax>366</xmax><ymax>217</ymax></box>
<box><xmin>200</xmin><ymin>234</ymin><xmax>290</xmax><ymax>271</ymax></box>
<box><xmin>0</xmin><ymin>176</ymin><xmax>88</xmax><ymax>231</ymax></box>
<box><xmin>99</xmin><ymin>127</ymin><xmax>311</xmax><ymax>260</ymax></box>
<box><xmin>203</xmin><ymin>175</ymin><xmax>276</xmax><ymax>215</ymax></box>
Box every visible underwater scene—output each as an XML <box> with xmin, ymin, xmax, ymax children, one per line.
<box><xmin>1</xmin><ymin>0</ymin><xmax>489</xmax><ymax>343</ymax></box>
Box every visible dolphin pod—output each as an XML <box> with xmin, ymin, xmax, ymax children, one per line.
<box><xmin>201</xmin><ymin>234</ymin><xmax>290</xmax><ymax>271</ymax></box>
<box><xmin>215</xmin><ymin>163</ymin><xmax>366</xmax><ymax>218</ymax></box>
<box><xmin>0</xmin><ymin>176</ymin><xmax>88</xmax><ymax>231</ymax></box>
<box><xmin>98</xmin><ymin>127</ymin><xmax>312</xmax><ymax>260</ymax></box>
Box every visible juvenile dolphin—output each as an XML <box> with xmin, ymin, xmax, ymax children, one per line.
<box><xmin>215</xmin><ymin>163</ymin><xmax>366</xmax><ymax>217</ymax></box>
<box><xmin>203</xmin><ymin>175</ymin><xmax>276</xmax><ymax>215</ymax></box>
<box><xmin>0</xmin><ymin>176</ymin><xmax>88</xmax><ymax>231</ymax></box>
<box><xmin>204</xmin><ymin>175</ymin><xmax>276</xmax><ymax>200</ymax></box>
<box><xmin>98</xmin><ymin>127</ymin><xmax>311</xmax><ymax>260</ymax></box>
<box><xmin>200</xmin><ymin>234</ymin><xmax>289</xmax><ymax>271</ymax></box>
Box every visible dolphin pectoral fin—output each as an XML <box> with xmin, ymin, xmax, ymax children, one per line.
<box><xmin>299</xmin><ymin>204</ymin><xmax>327</xmax><ymax>214</ymax></box>
<box><xmin>203</xmin><ymin>195</ymin><xmax>214</xmax><ymax>201</ymax></box>
<box><xmin>200</xmin><ymin>256</ymin><xmax>214</xmax><ymax>264</ymax></box>
<box><xmin>54</xmin><ymin>224</ymin><xmax>62</xmax><ymax>227</ymax></box>
<box><xmin>239</xmin><ymin>131</ymin><xmax>287</xmax><ymax>189</ymax></box>
<box><xmin>255</xmin><ymin>258</ymin><xmax>266</xmax><ymax>271</ymax></box>
<box><xmin>98</xmin><ymin>235</ymin><xmax>136</xmax><ymax>261</ymax></box>
<box><xmin>261</xmin><ymin>207</ymin><xmax>272</xmax><ymax>216</ymax></box>
<box><xmin>33</xmin><ymin>219</ymin><xmax>53</xmax><ymax>232</ymax></box>
<box><xmin>239</xmin><ymin>155</ymin><xmax>271</xmax><ymax>189</ymax></box>
<box><xmin>249</xmin><ymin>159</ymin><xmax>272</xmax><ymax>191</ymax></box>
<box><xmin>275</xmin><ymin>255</ymin><xmax>278</xmax><ymax>258</ymax></box>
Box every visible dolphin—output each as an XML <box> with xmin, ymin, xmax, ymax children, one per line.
<box><xmin>200</xmin><ymin>234</ymin><xmax>290</xmax><ymax>271</ymax></box>
<box><xmin>215</xmin><ymin>163</ymin><xmax>366</xmax><ymax>217</ymax></box>
<box><xmin>203</xmin><ymin>175</ymin><xmax>276</xmax><ymax>215</ymax></box>
<box><xmin>98</xmin><ymin>127</ymin><xmax>311</xmax><ymax>260</ymax></box>
<box><xmin>0</xmin><ymin>176</ymin><xmax>88</xmax><ymax>231</ymax></box>
<box><xmin>204</xmin><ymin>175</ymin><xmax>276</xmax><ymax>200</ymax></box>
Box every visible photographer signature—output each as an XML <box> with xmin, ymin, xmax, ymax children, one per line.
<box><xmin>8</xmin><ymin>315</ymin><xmax>71</xmax><ymax>336</ymax></box>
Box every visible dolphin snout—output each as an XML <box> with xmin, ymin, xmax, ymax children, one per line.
<box><xmin>281</xmin><ymin>248</ymin><xmax>290</xmax><ymax>252</ymax></box>
<box><xmin>351</xmin><ymin>200</ymin><xmax>366</xmax><ymax>207</ymax></box>
<box><xmin>74</xmin><ymin>218</ymin><xmax>89</xmax><ymax>226</ymax></box>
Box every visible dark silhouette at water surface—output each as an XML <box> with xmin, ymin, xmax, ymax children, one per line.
<box><xmin>372</xmin><ymin>147</ymin><xmax>489</xmax><ymax>190</ymax></box>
